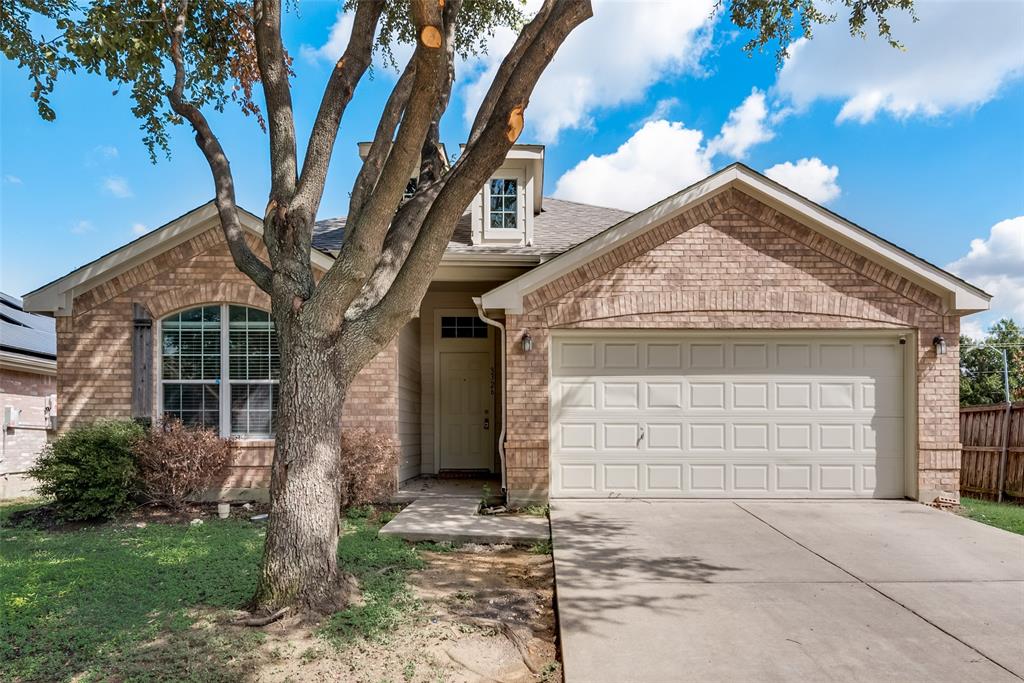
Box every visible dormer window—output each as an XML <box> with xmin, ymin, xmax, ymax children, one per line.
<box><xmin>489</xmin><ymin>178</ymin><xmax>519</xmax><ymax>230</ymax></box>
<box><xmin>403</xmin><ymin>177</ymin><xmax>418</xmax><ymax>201</ymax></box>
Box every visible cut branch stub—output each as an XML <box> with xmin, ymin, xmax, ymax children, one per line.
<box><xmin>506</xmin><ymin>105</ymin><xmax>525</xmax><ymax>143</ymax></box>
<box><xmin>420</xmin><ymin>26</ymin><xmax>443</xmax><ymax>49</ymax></box>
<box><xmin>335</xmin><ymin>57</ymin><xmax>345</xmax><ymax>71</ymax></box>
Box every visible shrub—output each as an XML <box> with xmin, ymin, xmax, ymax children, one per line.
<box><xmin>29</xmin><ymin>420</ymin><xmax>145</xmax><ymax>520</ymax></box>
<box><xmin>339</xmin><ymin>428</ymin><xmax>398</xmax><ymax>508</ymax></box>
<box><xmin>134</xmin><ymin>419</ymin><xmax>233</xmax><ymax>509</ymax></box>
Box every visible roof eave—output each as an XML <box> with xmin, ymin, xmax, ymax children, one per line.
<box><xmin>481</xmin><ymin>164</ymin><xmax>993</xmax><ymax>315</ymax></box>
<box><xmin>23</xmin><ymin>201</ymin><xmax>335</xmax><ymax>316</ymax></box>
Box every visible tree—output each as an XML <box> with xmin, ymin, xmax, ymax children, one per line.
<box><xmin>2</xmin><ymin>0</ymin><xmax>916</xmax><ymax>614</ymax></box>
<box><xmin>961</xmin><ymin>318</ymin><xmax>1024</xmax><ymax>407</ymax></box>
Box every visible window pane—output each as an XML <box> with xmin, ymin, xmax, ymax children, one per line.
<box><xmin>231</xmin><ymin>383</ymin><xmax>276</xmax><ymax>436</ymax></box>
<box><xmin>162</xmin><ymin>382</ymin><xmax>218</xmax><ymax>429</ymax></box>
<box><xmin>490</xmin><ymin>178</ymin><xmax>504</xmax><ymax>194</ymax></box>
<box><xmin>225</xmin><ymin>306</ymin><xmax>279</xmax><ymax>436</ymax></box>
<box><xmin>490</xmin><ymin>213</ymin><xmax>504</xmax><ymax>230</ymax></box>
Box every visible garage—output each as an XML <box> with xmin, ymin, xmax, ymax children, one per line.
<box><xmin>549</xmin><ymin>334</ymin><xmax>907</xmax><ymax>498</ymax></box>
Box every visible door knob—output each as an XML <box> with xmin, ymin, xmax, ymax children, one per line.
<box><xmin>483</xmin><ymin>418</ymin><xmax>490</xmax><ymax>430</ymax></box>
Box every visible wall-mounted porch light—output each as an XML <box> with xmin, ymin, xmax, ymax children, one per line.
<box><xmin>932</xmin><ymin>336</ymin><xmax>947</xmax><ymax>355</ymax></box>
<box><xmin>521</xmin><ymin>331</ymin><xmax>534</xmax><ymax>353</ymax></box>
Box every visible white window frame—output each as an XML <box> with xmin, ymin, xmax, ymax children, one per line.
<box><xmin>483</xmin><ymin>170</ymin><xmax>525</xmax><ymax>239</ymax></box>
<box><xmin>156</xmin><ymin>303</ymin><xmax>279</xmax><ymax>439</ymax></box>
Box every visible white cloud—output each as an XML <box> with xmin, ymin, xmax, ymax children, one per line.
<box><xmin>775</xmin><ymin>1</ymin><xmax>1024</xmax><ymax>123</ymax></box>
<box><xmin>948</xmin><ymin>216</ymin><xmax>1024</xmax><ymax>337</ymax></box>
<box><xmin>96</xmin><ymin>145</ymin><xmax>119</xmax><ymax>159</ymax></box>
<box><xmin>131</xmin><ymin>223</ymin><xmax>149</xmax><ymax>236</ymax></box>
<box><xmin>553</xmin><ymin>120</ymin><xmax>712</xmax><ymax>211</ymax></box>
<box><xmin>300</xmin><ymin>10</ymin><xmax>411</xmax><ymax>73</ymax></box>
<box><xmin>763</xmin><ymin>158</ymin><xmax>841</xmax><ymax>204</ymax></box>
<box><xmin>71</xmin><ymin>220</ymin><xmax>94</xmax><ymax>235</ymax></box>
<box><xmin>102</xmin><ymin>176</ymin><xmax>133</xmax><ymax>199</ymax></box>
<box><xmin>3</xmin><ymin>174</ymin><xmax>22</xmax><ymax>184</ymax></box>
<box><xmin>462</xmin><ymin>0</ymin><xmax>718</xmax><ymax>142</ymax></box>
<box><xmin>638</xmin><ymin>97</ymin><xmax>681</xmax><ymax>127</ymax></box>
<box><xmin>706</xmin><ymin>88</ymin><xmax>774</xmax><ymax>159</ymax></box>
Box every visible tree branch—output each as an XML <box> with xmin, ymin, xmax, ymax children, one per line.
<box><xmin>292</xmin><ymin>0</ymin><xmax>384</xmax><ymax>217</ymax></box>
<box><xmin>352</xmin><ymin>0</ymin><xmax>592</xmax><ymax>342</ymax></box>
<box><xmin>163</xmin><ymin>0</ymin><xmax>273</xmax><ymax>293</ymax></box>
<box><xmin>306</xmin><ymin>0</ymin><xmax>447</xmax><ymax>332</ymax></box>
<box><xmin>344</xmin><ymin>0</ymin><xmax>464</xmax><ymax>322</ymax></box>
<box><xmin>347</xmin><ymin>58</ymin><xmax>417</xmax><ymax>227</ymax></box>
<box><xmin>253</xmin><ymin>0</ymin><xmax>298</xmax><ymax>203</ymax></box>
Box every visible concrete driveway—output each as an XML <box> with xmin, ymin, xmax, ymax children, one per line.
<box><xmin>551</xmin><ymin>500</ymin><xmax>1024</xmax><ymax>682</ymax></box>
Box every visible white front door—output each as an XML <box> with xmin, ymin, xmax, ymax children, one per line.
<box><xmin>440</xmin><ymin>351</ymin><xmax>493</xmax><ymax>470</ymax></box>
<box><xmin>550</xmin><ymin>333</ymin><xmax>906</xmax><ymax>498</ymax></box>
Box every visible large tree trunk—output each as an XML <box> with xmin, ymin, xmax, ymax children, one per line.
<box><xmin>251</xmin><ymin>317</ymin><xmax>353</xmax><ymax>614</ymax></box>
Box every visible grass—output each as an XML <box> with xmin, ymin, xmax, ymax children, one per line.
<box><xmin>958</xmin><ymin>497</ymin><xmax>1024</xmax><ymax>535</ymax></box>
<box><xmin>0</xmin><ymin>502</ymin><xmax>424</xmax><ymax>682</ymax></box>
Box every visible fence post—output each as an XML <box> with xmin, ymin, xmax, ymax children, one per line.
<box><xmin>997</xmin><ymin>401</ymin><xmax>1012</xmax><ymax>503</ymax></box>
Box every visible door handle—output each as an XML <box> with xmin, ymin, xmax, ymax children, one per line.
<box><xmin>637</xmin><ymin>426</ymin><xmax>645</xmax><ymax>447</ymax></box>
<box><xmin>483</xmin><ymin>418</ymin><xmax>490</xmax><ymax>430</ymax></box>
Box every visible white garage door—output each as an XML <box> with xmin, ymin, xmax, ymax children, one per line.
<box><xmin>550</xmin><ymin>335</ymin><xmax>905</xmax><ymax>498</ymax></box>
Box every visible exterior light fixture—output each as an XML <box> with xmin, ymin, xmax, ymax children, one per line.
<box><xmin>933</xmin><ymin>336</ymin><xmax>947</xmax><ymax>355</ymax></box>
<box><xmin>521</xmin><ymin>331</ymin><xmax>533</xmax><ymax>353</ymax></box>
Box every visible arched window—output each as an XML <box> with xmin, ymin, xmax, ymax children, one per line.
<box><xmin>161</xmin><ymin>305</ymin><xmax>279</xmax><ymax>437</ymax></box>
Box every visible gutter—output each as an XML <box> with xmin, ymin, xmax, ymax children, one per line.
<box><xmin>473</xmin><ymin>297</ymin><xmax>507</xmax><ymax>493</ymax></box>
<box><xmin>0</xmin><ymin>350</ymin><xmax>57</xmax><ymax>375</ymax></box>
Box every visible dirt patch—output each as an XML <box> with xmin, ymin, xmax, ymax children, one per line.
<box><xmin>2</xmin><ymin>501</ymin><xmax>272</xmax><ymax>530</ymax></box>
<box><xmin>248</xmin><ymin>546</ymin><xmax>560</xmax><ymax>682</ymax></box>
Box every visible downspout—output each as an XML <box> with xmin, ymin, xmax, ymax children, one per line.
<box><xmin>473</xmin><ymin>297</ymin><xmax>507</xmax><ymax>493</ymax></box>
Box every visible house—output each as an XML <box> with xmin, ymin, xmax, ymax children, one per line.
<box><xmin>22</xmin><ymin>149</ymin><xmax>991</xmax><ymax>505</ymax></box>
<box><xmin>1</xmin><ymin>292</ymin><xmax>57</xmax><ymax>499</ymax></box>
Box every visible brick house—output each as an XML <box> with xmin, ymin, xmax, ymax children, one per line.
<box><xmin>23</xmin><ymin>153</ymin><xmax>990</xmax><ymax>505</ymax></box>
<box><xmin>1</xmin><ymin>292</ymin><xmax>57</xmax><ymax>499</ymax></box>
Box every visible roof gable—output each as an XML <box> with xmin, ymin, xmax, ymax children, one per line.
<box><xmin>481</xmin><ymin>163</ymin><xmax>992</xmax><ymax>315</ymax></box>
<box><xmin>23</xmin><ymin>201</ymin><xmax>335</xmax><ymax>316</ymax></box>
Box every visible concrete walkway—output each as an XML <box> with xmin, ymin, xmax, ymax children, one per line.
<box><xmin>380</xmin><ymin>496</ymin><xmax>550</xmax><ymax>545</ymax></box>
<box><xmin>551</xmin><ymin>500</ymin><xmax>1024</xmax><ymax>683</ymax></box>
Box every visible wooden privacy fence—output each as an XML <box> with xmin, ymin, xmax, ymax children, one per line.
<box><xmin>960</xmin><ymin>402</ymin><xmax>1024</xmax><ymax>502</ymax></box>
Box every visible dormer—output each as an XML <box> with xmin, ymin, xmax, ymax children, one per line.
<box><xmin>465</xmin><ymin>144</ymin><xmax>544</xmax><ymax>247</ymax></box>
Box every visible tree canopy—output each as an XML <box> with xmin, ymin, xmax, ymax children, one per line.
<box><xmin>961</xmin><ymin>318</ymin><xmax>1024</xmax><ymax>407</ymax></box>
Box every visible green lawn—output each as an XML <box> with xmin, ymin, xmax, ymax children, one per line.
<box><xmin>0</xmin><ymin>503</ymin><xmax>420</xmax><ymax>682</ymax></box>
<box><xmin>959</xmin><ymin>497</ymin><xmax>1024</xmax><ymax>535</ymax></box>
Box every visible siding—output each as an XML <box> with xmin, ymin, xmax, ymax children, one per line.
<box><xmin>397</xmin><ymin>319</ymin><xmax>421</xmax><ymax>482</ymax></box>
<box><xmin>0</xmin><ymin>368</ymin><xmax>55</xmax><ymax>499</ymax></box>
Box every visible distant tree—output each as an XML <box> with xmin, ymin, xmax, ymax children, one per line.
<box><xmin>960</xmin><ymin>319</ymin><xmax>1024</xmax><ymax>406</ymax></box>
<box><xmin>2</xmin><ymin>0</ymin><xmax>917</xmax><ymax>615</ymax></box>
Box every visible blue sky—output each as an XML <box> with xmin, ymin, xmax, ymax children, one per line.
<box><xmin>2</xmin><ymin>0</ymin><xmax>1022</xmax><ymax>336</ymax></box>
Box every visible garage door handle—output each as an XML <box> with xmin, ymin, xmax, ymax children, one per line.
<box><xmin>637</xmin><ymin>427</ymin><xmax>645</xmax><ymax>447</ymax></box>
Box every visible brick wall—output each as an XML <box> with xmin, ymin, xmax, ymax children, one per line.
<box><xmin>56</xmin><ymin>226</ymin><xmax>399</xmax><ymax>499</ymax></box>
<box><xmin>505</xmin><ymin>188</ymin><xmax>962</xmax><ymax>504</ymax></box>
<box><xmin>0</xmin><ymin>367</ymin><xmax>55</xmax><ymax>499</ymax></box>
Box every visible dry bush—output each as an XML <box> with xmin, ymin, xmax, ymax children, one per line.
<box><xmin>134</xmin><ymin>419</ymin><xmax>233</xmax><ymax>508</ymax></box>
<box><xmin>339</xmin><ymin>428</ymin><xmax>398</xmax><ymax>507</ymax></box>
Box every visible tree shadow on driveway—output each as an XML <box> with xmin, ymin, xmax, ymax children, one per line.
<box><xmin>550</xmin><ymin>509</ymin><xmax>741</xmax><ymax>633</ymax></box>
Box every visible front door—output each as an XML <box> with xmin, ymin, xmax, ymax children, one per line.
<box><xmin>440</xmin><ymin>351</ymin><xmax>493</xmax><ymax>470</ymax></box>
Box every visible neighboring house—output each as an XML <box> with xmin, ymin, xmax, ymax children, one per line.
<box><xmin>1</xmin><ymin>292</ymin><xmax>56</xmax><ymax>499</ymax></box>
<box><xmin>23</xmin><ymin>149</ymin><xmax>991</xmax><ymax>505</ymax></box>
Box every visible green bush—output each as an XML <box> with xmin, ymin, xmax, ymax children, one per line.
<box><xmin>29</xmin><ymin>421</ymin><xmax>146</xmax><ymax>520</ymax></box>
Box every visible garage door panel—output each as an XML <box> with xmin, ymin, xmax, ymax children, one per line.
<box><xmin>551</xmin><ymin>336</ymin><xmax>905</xmax><ymax>498</ymax></box>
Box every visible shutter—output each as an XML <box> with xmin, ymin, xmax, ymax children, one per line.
<box><xmin>131</xmin><ymin>303</ymin><xmax>154</xmax><ymax>425</ymax></box>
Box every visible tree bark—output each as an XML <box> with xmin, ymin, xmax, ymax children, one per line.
<box><xmin>251</xmin><ymin>310</ymin><xmax>352</xmax><ymax>613</ymax></box>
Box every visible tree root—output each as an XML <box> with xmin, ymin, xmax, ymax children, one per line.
<box><xmin>233</xmin><ymin>607</ymin><xmax>290</xmax><ymax>627</ymax></box>
<box><xmin>449</xmin><ymin>616</ymin><xmax>543</xmax><ymax>673</ymax></box>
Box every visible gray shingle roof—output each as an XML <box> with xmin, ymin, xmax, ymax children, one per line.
<box><xmin>312</xmin><ymin>197</ymin><xmax>632</xmax><ymax>257</ymax></box>
<box><xmin>0</xmin><ymin>292</ymin><xmax>56</xmax><ymax>360</ymax></box>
